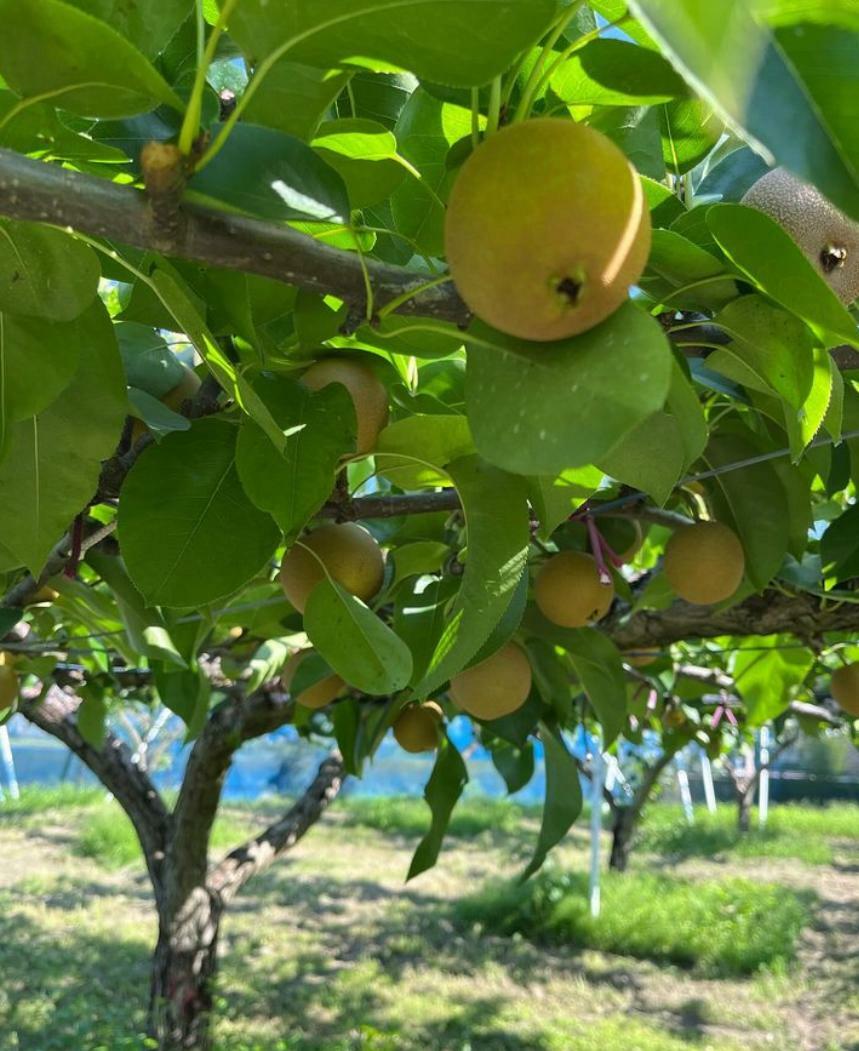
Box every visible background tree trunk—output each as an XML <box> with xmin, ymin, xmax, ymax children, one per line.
<box><xmin>609</xmin><ymin>806</ymin><xmax>636</xmax><ymax>872</ymax></box>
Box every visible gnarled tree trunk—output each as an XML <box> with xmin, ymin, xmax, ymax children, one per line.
<box><xmin>609</xmin><ymin>805</ymin><xmax>636</xmax><ymax>872</ymax></box>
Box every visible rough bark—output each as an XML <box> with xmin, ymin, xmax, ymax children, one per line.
<box><xmin>149</xmin><ymin>752</ymin><xmax>344</xmax><ymax>1051</ymax></box>
<box><xmin>0</xmin><ymin>147</ymin><xmax>469</xmax><ymax>325</ymax></box>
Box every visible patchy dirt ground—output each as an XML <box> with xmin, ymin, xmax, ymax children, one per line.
<box><xmin>0</xmin><ymin>804</ymin><xmax>857</xmax><ymax>1051</ymax></box>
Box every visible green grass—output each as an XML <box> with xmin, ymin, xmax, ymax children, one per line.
<box><xmin>638</xmin><ymin>803</ymin><xmax>859</xmax><ymax>865</ymax></box>
<box><xmin>336</xmin><ymin>794</ymin><xmax>537</xmax><ymax>838</ymax></box>
<box><xmin>455</xmin><ymin>868</ymin><xmax>813</xmax><ymax>976</ymax></box>
<box><xmin>75</xmin><ymin>803</ymin><xmax>253</xmax><ymax>870</ymax></box>
<box><xmin>0</xmin><ymin>783</ymin><xmax>104</xmax><ymax>819</ymax></box>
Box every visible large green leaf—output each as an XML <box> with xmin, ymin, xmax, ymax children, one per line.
<box><xmin>304</xmin><ymin>578</ymin><xmax>414</xmax><ymax>695</ymax></box>
<box><xmin>521</xmin><ymin>724</ymin><xmax>583</xmax><ymax>880</ymax></box>
<box><xmin>660</xmin><ymin>96</ymin><xmax>723</xmax><ymax>174</ymax></box>
<box><xmin>598</xmin><ymin>411</ymin><xmax>685</xmax><ymax>505</ymax></box>
<box><xmin>703</xmin><ymin>427</ymin><xmax>790</xmax><ymax>590</ymax></box>
<box><xmin>242</xmin><ymin>61</ymin><xmax>352</xmax><ymax>141</ymax></box>
<box><xmin>118</xmin><ymin>418</ymin><xmax>281</xmax><ymax>607</ymax></box>
<box><xmin>390</xmin><ymin>89</ymin><xmax>472</xmax><ymax>257</ymax></box>
<box><xmin>465</xmin><ymin>304</ymin><xmax>673</xmax><ymax>475</ymax></box>
<box><xmin>707</xmin><ymin>205</ymin><xmax>858</xmax><ymax>344</ymax></box>
<box><xmin>640</xmin><ymin>228</ymin><xmax>738</xmax><ymax>311</ymax></box>
<box><xmin>0</xmin><ymin>0</ymin><xmax>183</xmax><ymax>117</ymax></box>
<box><xmin>731</xmin><ymin>644</ymin><xmax>814</xmax><ymax>724</ymax></box>
<box><xmin>115</xmin><ymin>322</ymin><xmax>186</xmax><ymax>398</ymax></box>
<box><xmin>0</xmin><ymin>221</ymin><xmax>99</xmax><ymax>322</ymax></box>
<box><xmin>821</xmin><ymin>501</ymin><xmax>859</xmax><ymax>581</ymax></box>
<box><xmin>0</xmin><ymin>313</ymin><xmax>85</xmax><ymax>452</ymax></box>
<box><xmin>0</xmin><ymin>301</ymin><xmax>124</xmax><ymax>573</ymax></box>
<box><xmin>413</xmin><ymin>456</ymin><xmax>530</xmax><ymax>697</ymax></box>
<box><xmin>529</xmin><ymin>467</ymin><xmax>603</xmax><ymax>540</ymax></box>
<box><xmin>551</xmin><ymin>38</ymin><xmax>687</xmax><ymax>106</ymax></box>
<box><xmin>235</xmin><ymin>375</ymin><xmax>355</xmax><ymax>539</ymax></box>
<box><xmin>629</xmin><ymin>0</ymin><xmax>859</xmax><ymax>220</ymax></box>
<box><xmin>407</xmin><ymin>735</ymin><xmax>468</xmax><ymax>880</ymax></box>
<box><xmin>376</xmin><ymin>414</ymin><xmax>473</xmax><ymax>488</ymax></box>
<box><xmin>62</xmin><ymin>0</ymin><xmax>192</xmax><ymax>59</ymax></box>
<box><xmin>188</xmin><ymin>122</ymin><xmax>350</xmax><ymax>223</ymax></box>
<box><xmin>229</xmin><ymin>0</ymin><xmax>556</xmax><ymax>89</ymax></box>
<box><xmin>311</xmin><ymin>118</ymin><xmax>406</xmax><ymax>209</ymax></box>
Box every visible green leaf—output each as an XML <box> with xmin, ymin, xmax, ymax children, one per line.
<box><xmin>390</xmin><ymin>541</ymin><xmax>450</xmax><ymax>587</ymax></box>
<box><xmin>0</xmin><ymin>301</ymin><xmax>124</xmax><ymax>572</ymax></box>
<box><xmin>413</xmin><ymin>456</ymin><xmax>530</xmax><ymax>697</ymax></box>
<box><xmin>642</xmin><ymin>175</ymin><xmax>685</xmax><ymax>227</ymax></box>
<box><xmin>407</xmin><ymin>735</ymin><xmax>469</xmax><ymax>881</ymax></box>
<box><xmin>640</xmin><ymin>228</ymin><xmax>738</xmax><ymax>310</ymax></box>
<box><xmin>588</xmin><ymin>105</ymin><xmax>666</xmax><ymax>181</ymax></box>
<box><xmin>465</xmin><ymin>304</ymin><xmax>673</xmax><ymax>475</ymax></box>
<box><xmin>304</xmin><ymin>578</ymin><xmax>413</xmax><ymax>695</ymax></box>
<box><xmin>784</xmin><ymin>344</ymin><xmax>834</xmax><ymax>459</ymax></box>
<box><xmin>598</xmin><ymin>411</ymin><xmax>685</xmax><ymax>505</ymax></box>
<box><xmin>0</xmin><ymin>313</ymin><xmax>86</xmax><ymax>451</ymax></box>
<box><xmin>393</xmin><ymin>576</ymin><xmax>458</xmax><ymax>688</ymax></box>
<box><xmin>731</xmin><ymin>645</ymin><xmax>814</xmax><ymax>724</ymax></box>
<box><xmin>660</xmin><ymin>96</ymin><xmax>723</xmax><ymax>174</ymax></box>
<box><xmin>311</xmin><ymin>118</ymin><xmax>406</xmax><ymax>208</ymax></box>
<box><xmin>229</xmin><ymin>0</ymin><xmax>556</xmax><ymax>89</ymax></box>
<box><xmin>703</xmin><ymin>426</ymin><xmax>790</xmax><ymax>590</ymax></box>
<box><xmin>235</xmin><ymin>375</ymin><xmax>355</xmax><ymax>539</ymax></box>
<box><xmin>149</xmin><ymin>265</ymin><xmax>288</xmax><ymax>453</ymax></box>
<box><xmin>708</xmin><ymin>296</ymin><xmax>815</xmax><ymax>411</ymax></box>
<box><xmin>0</xmin><ymin>0</ymin><xmax>183</xmax><ymax>117</ymax></box>
<box><xmin>127</xmin><ymin>389</ymin><xmax>190</xmax><ymax>437</ymax></box>
<box><xmin>118</xmin><ymin>418</ymin><xmax>281</xmax><ymax>607</ymax></box>
<box><xmin>488</xmin><ymin>737</ymin><xmax>535</xmax><ymax>795</ymax></box>
<box><xmin>390</xmin><ymin>89</ymin><xmax>472</xmax><ymax>257</ymax></box>
<box><xmin>0</xmin><ymin>221</ymin><xmax>99</xmax><ymax>322</ymax></box>
<box><xmin>152</xmin><ymin>662</ymin><xmax>210</xmax><ymax>735</ymax></box>
<box><xmin>629</xmin><ymin>0</ymin><xmax>859</xmax><ymax>219</ymax></box>
<box><xmin>245</xmin><ymin>637</ymin><xmax>292</xmax><ymax>692</ymax></box>
<box><xmin>521</xmin><ymin>724</ymin><xmax>583</xmax><ymax>881</ymax></box>
<box><xmin>62</xmin><ymin>0</ymin><xmax>192</xmax><ymax>60</ymax></box>
<box><xmin>116</xmin><ymin>322</ymin><xmax>186</xmax><ymax>397</ymax></box>
<box><xmin>821</xmin><ymin>502</ymin><xmax>859</xmax><ymax>581</ymax></box>
<box><xmin>707</xmin><ymin>204</ymin><xmax>857</xmax><ymax>344</ymax></box>
<box><xmin>376</xmin><ymin>415</ymin><xmax>473</xmax><ymax>488</ymax></box>
<box><xmin>550</xmin><ymin>38</ymin><xmax>686</xmax><ymax>106</ymax></box>
<box><xmin>529</xmin><ymin>467</ymin><xmax>603</xmax><ymax>540</ymax></box>
<box><xmin>188</xmin><ymin>122</ymin><xmax>350</xmax><ymax>223</ymax></box>
<box><xmin>242</xmin><ymin>61</ymin><xmax>352</xmax><ymax>140</ymax></box>
<box><xmin>76</xmin><ymin>688</ymin><xmax>107</xmax><ymax>748</ymax></box>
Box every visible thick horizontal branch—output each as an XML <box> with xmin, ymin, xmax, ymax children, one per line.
<box><xmin>321</xmin><ymin>488</ymin><xmax>463</xmax><ymax>520</ymax></box>
<box><xmin>0</xmin><ymin>148</ymin><xmax>469</xmax><ymax>325</ymax></box>
<box><xmin>606</xmin><ymin>589</ymin><xmax>859</xmax><ymax>657</ymax></box>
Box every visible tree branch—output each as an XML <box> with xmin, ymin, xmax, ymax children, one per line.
<box><xmin>19</xmin><ymin>686</ymin><xmax>170</xmax><ymax>895</ymax></box>
<box><xmin>605</xmin><ymin>589</ymin><xmax>859</xmax><ymax>651</ymax></box>
<box><xmin>0</xmin><ymin>148</ymin><xmax>469</xmax><ymax>325</ymax></box>
<box><xmin>169</xmin><ymin>686</ymin><xmax>296</xmax><ymax>901</ymax></box>
<box><xmin>208</xmin><ymin>752</ymin><xmax>344</xmax><ymax>905</ymax></box>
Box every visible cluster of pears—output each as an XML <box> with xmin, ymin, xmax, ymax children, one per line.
<box><xmin>444</xmin><ymin>118</ymin><xmax>652</xmax><ymax>341</ymax></box>
<box><xmin>663</xmin><ymin>520</ymin><xmax>745</xmax><ymax>605</ymax></box>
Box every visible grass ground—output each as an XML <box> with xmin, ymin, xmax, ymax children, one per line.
<box><xmin>0</xmin><ymin>788</ymin><xmax>857</xmax><ymax>1050</ymax></box>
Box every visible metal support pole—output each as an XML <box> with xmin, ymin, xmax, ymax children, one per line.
<box><xmin>676</xmin><ymin>752</ymin><xmax>694</xmax><ymax>824</ymax></box>
<box><xmin>758</xmin><ymin>725</ymin><xmax>771</xmax><ymax>829</ymax></box>
<box><xmin>0</xmin><ymin>725</ymin><xmax>19</xmax><ymax>799</ymax></box>
<box><xmin>700</xmin><ymin>749</ymin><xmax>717</xmax><ymax>814</ymax></box>
<box><xmin>589</xmin><ymin>731</ymin><xmax>604</xmax><ymax>919</ymax></box>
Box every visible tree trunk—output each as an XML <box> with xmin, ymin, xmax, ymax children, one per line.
<box><xmin>609</xmin><ymin>806</ymin><xmax>636</xmax><ymax>872</ymax></box>
<box><xmin>737</xmin><ymin>789</ymin><xmax>753</xmax><ymax>833</ymax></box>
<box><xmin>149</xmin><ymin>887</ymin><xmax>223</xmax><ymax>1051</ymax></box>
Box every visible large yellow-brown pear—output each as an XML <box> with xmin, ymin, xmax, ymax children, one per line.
<box><xmin>830</xmin><ymin>662</ymin><xmax>859</xmax><ymax>717</ymax></box>
<box><xmin>279</xmin><ymin>522</ymin><xmax>385</xmax><ymax>613</ymax></box>
<box><xmin>663</xmin><ymin>521</ymin><xmax>745</xmax><ymax>605</ymax></box>
<box><xmin>444</xmin><ymin>118</ymin><xmax>651</xmax><ymax>341</ymax></box>
<box><xmin>301</xmin><ymin>359</ymin><xmax>389</xmax><ymax>455</ymax></box>
<box><xmin>535</xmin><ymin>551</ymin><xmax>614</xmax><ymax>628</ymax></box>
<box><xmin>393</xmin><ymin>702</ymin><xmax>443</xmax><ymax>753</ymax></box>
<box><xmin>449</xmin><ymin>642</ymin><xmax>532</xmax><ymax>720</ymax></box>
<box><xmin>742</xmin><ymin>168</ymin><xmax>859</xmax><ymax>304</ymax></box>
